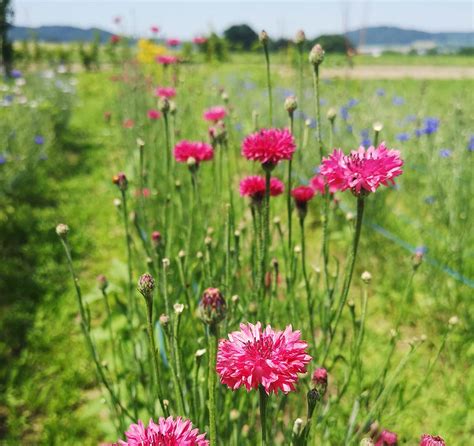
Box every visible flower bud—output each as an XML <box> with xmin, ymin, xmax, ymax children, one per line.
<box><xmin>448</xmin><ymin>315</ymin><xmax>459</xmax><ymax>326</ymax></box>
<box><xmin>284</xmin><ymin>95</ymin><xmax>298</xmax><ymax>114</ymax></box>
<box><xmin>292</xmin><ymin>418</ymin><xmax>304</xmax><ymax>437</ymax></box>
<box><xmin>162</xmin><ymin>258</ymin><xmax>170</xmax><ymax>268</ymax></box>
<box><xmin>159</xmin><ymin>314</ymin><xmax>170</xmax><ymax>326</ymax></box>
<box><xmin>327</xmin><ymin>107</ymin><xmax>337</xmax><ymax>122</ymax></box>
<box><xmin>360</xmin><ymin>438</ymin><xmax>374</xmax><ymax>446</ymax></box>
<box><xmin>412</xmin><ymin>248</ymin><xmax>424</xmax><ymax>270</ymax></box>
<box><xmin>97</xmin><ymin>274</ymin><xmax>108</xmax><ymax>291</ymax></box>
<box><xmin>361</xmin><ymin>271</ymin><xmax>372</xmax><ymax>284</ymax></box>
<box><xmin>259</xmin><ymin>30</ymin><xmax>269</xmax><ymax>44</ymax></box>
<box><xmin>295</xmin><ymin>30</ymin><xmax>306</xmax><ymax>45</ymax></box>
<box><xmin>230</xmin><ymin>409</ymin><xmax>240</xmax><ymax>422</ymax></box>
<box><xmin>199</xmin><ymin>287</ymin><xmax>227</xmax><ymax>325</ymax></box>
<box><xmin>113</xmin><ymin>198</ymin><xmax>122</xmax><ymax>208</ymax></box>
<box><xmin>231</xmin><ymin>294</ymin><xmax>239</xmax><ymax>304</ymax></box>
<box><xmin>169</xmin><ymin>100</ymin><xmax>177</xmax><ymax>115</ymax></box>
<box><xmin>55</xmin><ymin>223</ymin><xmax>69</xmax><ymax>237</ymax></box>
<box><xmin>195</xmin><ymin>348</ymin><xmax>206</xmax><ymax>359</ymax></box>
<box><xmin>174</xmin><ymin>303</ymin><xmax>184</xmax><ymax>314</ymax></box>
<box><xmin>309</xmin><ymin>44</ymin><xmax>325</xmax><ymax>66</ymax></box>
<box><xmin>312</xmin><ymin>367</ymin><xmax>328</xmax><ymax>393</ymax></box>
<box><xmin>221</xmin><ymin>91</ymin><xmax>229</xmax><ymax>103</ymax></box>
<box><xmin>158</xmin><ymin>97</ymin><xmax>170</xmax><ymax>113</ymax></box>
<box><xmin>373</xmin><ymin>121</ymin><xmax>383</xmax><ymax>133</ymax></box>
<box><xmin>136</xmin><ymin>137</ymin><xmax>145</xmax><ymax>148</ymax></box>
<box><xmin>137</xmin><ymin>273</ymin><xmax>155</xmax><ymax>301</ymax></box>
<box><xmin>151</xmin><ymin>230</ymin><xmax>161</xmax><ymax>247</ymax></box>
<box><xmin>112</xmin><ymin>172</ymin><xmax>128</xmax><ymax>191</ymax></box>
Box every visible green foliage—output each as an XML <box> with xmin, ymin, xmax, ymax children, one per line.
<box><xmin>224</xmin><ymin>24</ymin><xmax>258</xmax><ymax>51</ymax></box>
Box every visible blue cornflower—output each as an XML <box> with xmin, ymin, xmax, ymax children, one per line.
<box><xmin>405</xmin><ymin>114</ymin><xmax>417</xmax><ymax>123</ymax></box>
<box><xmin>346</xmin><ymin>124</ymin><xmax>353</xmax><ymax>133</ymax></box>
<box><xmin>424</xmin><ymin>196</ymin><xmax>436</xmax><ymax>204</ymax></box>
<box><xmin>392</xmin><ymin>96</ymin><xmax>405</xmax><ymax>106</ymax></box>
<box><xmin>415</xmin><ymin>246</ymin><xmax>428</xmax><ymax>255</ymax></box>
<box><xmin>319</xmin><ymin>98</ymin><xmax>327</xmax><ymax>106</ymax></box>
<box><xmin>294</xmin><ymin>110</ymin><xmax>307</xmax><ymax>121</ymax></box>
<box><xmin>340</xmin><ymin>106</ymin><xmax>349</xmax><ymax>121</ymax></box>
<box><xmin>396</xmin><ymin>133</ymin><xmax>410</xmax><ymax>142</ymax></box>
<box><xmin>361</xmin><ymin>137</ymin><xmax>371</xmax><ymax>148</ymax></box>
<box><xmin>415</xmin><ymin>128</ymin><xmax>424</xmax><ymax>137</ymax></box>
<box><xmin>439</xmin><ymin>149</ymin><xmax>452</xmax><ymax>158</ymax></box>
<box><xmin>468</xmin><ymin>135</ymin><xmax>474</xmax><ymax>151</ymax></box>
<box><xmin>347</xmin><ymin>98</ymin><xmax>359</xmax><ymax>108</ymax></box>
<box><xmin>11</xmin><ymin>69</ymin><xmax>22</xmax><ymax>79</ymax></box>
<box><xmin>376</xmin><ymin>88</ymin><xmax>385</xmax><ymax>97</ymax></box>
<box><xmin>306</xmin><ymin>118</ymin><xmax>317</xmax><ymax>129</ymax></box>
<box><xmin>423</xmin><ymin>117</ymin><xmax>440</xmax><ymax>135</ymax></box>
<box><xmin>0</xmin><ymin>154</ymin><xmax>6</xmax><ymax>165</ymax></box>
<box><xmin>34</xmin><ymin>135</ymin><xmax>45</xmax><ymax>145</ymax></box>
<box><xmin>360</xmin><ymin>129</ymin><xmax>369</xmax><ymax>138</ymax></box>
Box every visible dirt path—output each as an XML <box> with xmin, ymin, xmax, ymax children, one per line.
<box><xmin>321</xmin><ymin>65</ymin><xmax>474</xmax><ymax>79</ymax></box>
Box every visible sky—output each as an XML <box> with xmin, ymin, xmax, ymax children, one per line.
<box><xmin>13</xmin><ymin>1</ymin><xmax>474</xmax><ymax>39</ymax></box>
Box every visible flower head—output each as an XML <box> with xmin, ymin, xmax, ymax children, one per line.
<box><xmin>193</xmin><ymin>36</ymin><xmax>207</xmax><ymax>45</ymax></box>
<box><xmin>155</xmin><ymin>86</ymin><xmax>176</xmax><ymax>99</ymax></box>
<box><xmin>217</xmin><ymin>322</ymin><xmax>312</xmax><ymax>395</ymax></box>
<box><xmin>174</xmin><ymin>140</ymin><xmax>214</xmax><ymax>165</ymax></box>
<box><xmin>239</xmin><ymin>175</ymin><xmax>284</xmax><ymax>203</ymax></box>
<box><xmin>309</xmin><ymin>44</ymin><xmax>325</xmax><ymax>66</ymax></box>
<box><xmin>420</xmin><ymin>434</ymin><xmax>446</xmax><ymax>446</ymax></box>
<box><xmin>118</xmin><ymin>416</ymin><xmax>209</xmax><ymax>446</ymax></box>
<box><xmin>199</xmin><ymin>287</ymin><xmax>227</xmax><ymax>325</ymax></box>
<box><xmin>242</xmin><ymin>128</ymin><xmax>295</xmax><ymax>168</ymax></box>
<box><xmin>147</xmin><ymin>109</ymin><xmax>161</xmax><ymax>120</ymax></box>
<box><xmin>137</xmin><ymin>273</ymin><xmax>155</xmax><ymax>301</ymax></box>
<box><xmin>375</xmin><ymin>430</ymin><xmax>398</xmax><ymax>446</ymax></box>
<box><xmin>203</xmin><ymin>106</ymin><xmax>227</xmax><ymax>122</ymax></box>
<box><xmin>166</xmin><ymin>38</ymin><xmax>180</xmax><ymax>47</ymax></box>
<box><xmin>156</xmin><ymin>55</ymin><xmax>178</xmax><ymax>65</ymax></box>
<box><xmin>151</xmin><ymin>26</ymin><xmax>159</xmax><ymax>34</ymax></box>
<box><xmin>112</xmin><ymin>172</ymin><xmax>128</xmax><ymax>191</ymax></box>
<box><xmin>319</xmin><ymin>143</ymin><xmax>403</xmax><ymax>195</ymax></box>
<box><xmin>291</xmin><ymin>186</ymin><xmax>315</xmax><ymax>205</ymax></box>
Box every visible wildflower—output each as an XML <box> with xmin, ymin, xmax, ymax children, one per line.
<box><xmin>55</xmin><ymin>223</ymin><xmax>69</xmax><ymax>237</ymax></box>
<box><xmin>151</xmin><ymin>26</ymin><xmax>159</xmax><ymax>34</ymax></box>
<box><xmin>439</xmin><ymin>149</ymin><xmax>452</xmax><ymax>158</ymax></box>
<box><xmin>198</xmin><ymin>287</ymin><xmax>227</xmax><ymax>325</ymax></box>
<box><xmin>166</xmin><ymin>38</ymin><xmax>180</xmax><ymax>47</ymax></box>
<box><xmin>11</xmin><ymin>69</ymin><xmax>22</xmax><ymax>79</ymax></box>
<box><xmin>193</xmin><ymin>36</ymin><xmax>207</xmax><ymax>45</ymax></box>
<box><xmin>423</xmin><ymin>117</ymin><xmax>440</xmax><ymax>135</ymax></box>
<box><xmin>0</xmin><ymin>154</ymin><xmax>6</xmax><ymax>165</ymax></box>
<box><xmin>319</xmin><ymin>143</ymin><xmax>403</xmax><ymax>196</ymax></box>
<box><xmin>147</xmin><ymin>109</ymin><xmax>161</xmax><ymax>120</ymax></box>
<box><xmin>392</xmin><ymin>96</ymin><xmax>404</xmax><ymax>106</ymax></box>
<box><xmin>376</xmin><ymin>88</ymin><xmax>385</xmax><ymax>96</ymax></box>
<box><xmin>242</xmin><ymin>128</ymin><xmax>295</xmax><ymax>169</ymax></box>
<box><xmin>155</xmin><ymin>86</ymin><xmax>176</xmax><ymax>98</ymax></box>
<box><xmin>468</xmin><ymin>135</ymin><xmax>474</xmax><ymax>151</ymax></box>
<box><xmin>294</xmin><ymin>30</ymin><xmax>306</xmax><ymax>45</ymax></box>
<box><xmin>312</xmin><ymin>367</ymin><xmax>328</xmax><ymax>392</ymax></box>
<box><xmin>375</xmin><ymin>430</ymin><xmax>398</xmax><ymax>446</ymax></box>
<box><xmin>284</xmin><ymin>95</ymin><xmax>298</xmax><ymax>114</ymax></box>
<box><xmin>396</xmin><ymin>133</ymin><xmax>410</xmax><ymax>142</ymax></box>
<box><xmin>203</xmin><ymin>106</ymin><xmax>227</xmax><ymax>122</ymax></box>
<box><xmin>347</xmin><ymin>98</ymin><xmax>359</xmax><ymax>108</ymax></box>
<box><xmin>110</xmin><ymin>35</ymin><xmax>120</xmax><ymax>44</ymax></box>
<box><xmin>361</xmin><ymin>271</ymin><xmax>372</xmax><ymax>283</ymax></box>
<box><xmin>309</xmin><ymin>44</ymin><xmax>325</xmax><ymax>66</ymax></box>
<box><xmin>373</xmin><ymin>122</ymin><xmax>383</xmax><ymax>133</ymax></box>
<box><xmin>291</xmin><ymin>186</ymin><xmax>315</xmax><ymax>219</ymax></box>
<box><xmin>173</xmin><ymin>140</ymin><xmax>214</xmax><ymax>165</ymax></box>
<box><xmin>151</xmin><ymin>231</ymin><xmax>161</xmax><ymax>247</ymax></box>
<box><xmin>239</xmin><ymin>175</ymin><xmax>284</xmax><ymax>204</ymax></box>
<box><xmin>174</xmin><ymin>303</ymin><xmax>184</xmax><ymax>314</ymax></box>
<box><xmin>104</xmin><ymin>111</ymin><xmax>112</xmax><ymax>122</ymax></box>
<box><xmin>97</xmin><ymin>274</ymin><xmax>108</xmax><ymax>291</ymax></box>
<box><xmin>419</xmin><ymin>434</ymin><xmax>446</xmax><ymax>446</ymax></box>
<box><xmin>117</xmin><ymin>417</ymin><xmax>208</xmax><ymax>446</ymax></box>
<box><xmin>34</xmin><ymin>135</ymin><xmax>44</xmax><ymax>145</ymax></box>
<box><xmin>122</xmin><ymin>118</ymin><xmax>134</xmax><ymax>129</ymax></box>
<box><xmin>156</xmin><ymin>55</ymin><xmax>178</xmax><ymax>65</ymax></box>
<box><xmin>327</xmin><ymin>107</ymin><xmax>337</xmax><ymax>122</ymax></box>
<box><xmin>158</xmin><ymin>97</ymin><xmax>170</xmax><ymax>113</ymax></box>
<box><xmin>340</xmin><ymin>106</ymin><xmax>349</xmax><ymax>121</ymax></box>
<box><xmin>112</xmin><ymin>172</ymin><xmax>128</xmax><ymax>191</ymax></box>
<box><xmin>259</xmin><ymin>30</ymin><xmax>269</xmax><ymax>44</ymax></box>
<box><xmin>137</xmin><ymin>273</ymin><xmax>155</xmax><ymax>301</ymax></box>
<box><xmin>216</xmin><ymin>322</ymin><xmax>312</xmax><ymax>395</ymax></box>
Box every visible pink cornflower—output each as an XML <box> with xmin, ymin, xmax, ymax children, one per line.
<box><xmin>156</xmin><ymin>55</ymin><xmax>178</xmax><ymax>65</ymax></box>
<box><xmin>193</xmin><ymin>36</ymin><xmax>207</xmax><ymax>45</ymax></box>
<box><xmin>203</xmin><ymin>106</ymin><xmax>227</xmax><ymax>122</ymax></box>
<box><xmin>312</xmin><ymin>367</ymin><xmax>328</xmax><ymax>386</ymax></box>
<box><xmin>122</xmin><ymin>118</ymin><xmax>134</xmax><ymax>129</ymax></box>
<box><xmin>110</xmin><ymin>35</ymin><xmax>120</xmax><ymax>44</ymax></box>
<box><xmin>147</xmin><ymin>109</ymin><xmax>161</xmax><ymax>120</ymax></box>
<box><xmin>239</xmin><ymin>175</ymin><xmax>284</xmax><ymax>203</ymax></box>
<box><xmin>173</xmin><ymin>140</ymin><xmax>214</xmax><ymax>165</ymax></box>
<box><xmin>310</xmin><ymin>174</ymin><xmax>339</xmax><ymax>195</ymax></box>
<box><xmin>155</xmin><ymin>87</ymin><xmax>176</xmax><ymax>99</ymax></box>
<box><xmin>217</xmin><ymin>322</ymin><xmax>312</xmax><ymax>395</ymax></box>
<box><xmin>242</xmin><ymin>128</ymin><xmax>296</xmax><ymax>168</ymax></box>
<box><xmin>151</xmin><ymin>26</ymin><xmax>159</xmax><ymax>34</ymax></box>
<box><xmin>167</xmin><ymin>38</ymin><xmax>180</xmax><ymax>47</ymax></box>
<box><xmin>375</xmin><ymin>430</ymin><xmax>398</xmax><ymax>446</ymax></box>
<box><xmin>420</xmin><ymin>434</ymin><xmax>446</xmax><ymax>446</ymax></box>
<box><xmin>118</xmin><ymin>416</ymin><xmax>209</xmax><ymax>446</ymax></box>
<box><xmin>319</xmin><ymin>143</ymin><xmax>403</xmax><ymax>195</ymax></box>
<box><xmin>291</xmin><ymin>186</ymin><xmax>315</xmax><ymax>205</ymax></box>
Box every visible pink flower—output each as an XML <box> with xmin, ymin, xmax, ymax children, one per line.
<box><xmin>156</xmin><ymin>55</ymin><xmax>178</xmax><ymax>65</ymax></box>
<box><xmin>239</xmin><ymin>175</ymin><xmax>284</xmax><ymax>202</ymax></box>
<box><xmin>375</xmin><ymin>430</ymin><xmax>398</xmax><ymax>446</ymax></box>
<box><xmin>167</xmin><ymin>38</ymin><xmax>180</xmax><ymax>47</ymax></box>
<box><xmin>151</xmin><ymin>26</ymin><xmax>159</xmax><ymax>34</ymax></box>
<box><xmin>110</xmin><ymin>35</ymin><xmax>120</xmax><ymax>44</ymax></box>
<box><xmin>312</xmin><ymin>367</ymin><xmax>328</xmax><ymax>386</ymax></box>
<box><xmin>217</xmin><ymin>322</ymin><xmax>312</xmax><ymax>395</ymax></box>
<box><xmin>155</xmin><ymin>87</ymin><xmax>176</xmax><ymax>99</ymax></box>
<box><xmin>147</xmin><ymin>109</ymin><xmax>161</xmax><ymax>120</ymax></box>
<box><xmin>122</xmin><ymin>118</ymin><xmax>134</xmax><ymax>129</ymax></box>
<box><xmin>193</xmin><ymin>36</ymin><xmax>207</xmax><ymax>45</ymax></box>
<box><xmin>242</xmin><ymin>128</ymin><xmax>296</xmax><ymax>167</ymax></box>
<box><xmin>118</xmin><ymin>416</ymin><xmax>209</xmax><ymax>446</ymax></box>
<box><xmin>173</xmin><ymin>140</ymin><xmax>214</xmax><ymax>164</ymax></box>
<box><xmin>291</xmin><ymin>186</ymin><xmax>315</xmax><ymax>205</ymax></box>
<box><xmin>309</xmin><ymin>174</ymin><xmax>339</xmax><ymax>195</ymax></box>
<box><xmin>420</xmin><ymin>434</ymin><xmax>446</xmax><ymax>446</ymax></box>
<box><xmin>203</xmin><ymin>106</ymin><xmax>227</xmax><ymax>122</ymax></box>
<box><xmin>319</xmin><ymin>143</ymin><xmax>403</xmax><ymax>195</ymax></box>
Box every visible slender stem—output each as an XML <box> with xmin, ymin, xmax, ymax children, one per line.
<box><xmin>287</xmin><ymin>114</ymin><xmax>294</xmax><ymax>280</ymax></box>
<box><xmin>322</xmin><ymin>187</ymin><xmax>331</xmax><ymax>297</ymax></box>
<box><xmin>322</xmin><ymin>196</ymin><xmax>365</xmax><ymax>365</ymax></box>
<box><xmin>263</xmin><ymin>45</ymin><xmax>273</xmax><ymax>126</ymax></box>
<box><xmin>300</xmin><ymin>216</ymin><xmax>315</xmax><ymax>350</ymax></box>
<box><xmin>298</xmin><ymin>45</ymin><xmax>304</xmax><ymax>149</ymax></box>
<box><xmin>145</xmin><ymin>298</ymin><xmax>169</xmax><ymax>416</ymax></box>
<box><xmin>121</xmin><ymin>190</ymin><xmax>134</xmax><ymax>313</ymax></box>
<box><xmin>262</xmin><ymin>170</ymin><xmax>271</xmax><ymax>296</ymax></box>
<box><xmin>259</xmin><ymin>385</ymin><xmax>268</xmax><ymax>446</ymax></box>
<box><xmin>208</xmin><ymin>325</ymin><xmax>218</xmax><ymax>446</ymax></box>
<box><xmin>312</xmin><ymin>65</ymin><xmax>323</xmax><ymax>162</ymax></box>
<box><xmin>164</xmin><ymin>112</ymin><xmax>171</xmax><ymax>173</ymax></box>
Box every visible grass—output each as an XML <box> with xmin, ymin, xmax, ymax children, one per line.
<box><xmin>2</xmin><ymin>54</ymin><xmax>473</xmax><ymax>445</ymax></box>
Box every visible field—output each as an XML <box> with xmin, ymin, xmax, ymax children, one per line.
<box><xmin>1</xmin><ymin>45</ymin><xmax>473</xmax><ymax>446</ymax></box>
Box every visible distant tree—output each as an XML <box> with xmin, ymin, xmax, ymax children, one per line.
<box><xmin>310</xmin><ymin>34</ymin><xmax>354</xmax><ymax>54</ymax></box>
<box><xmin>224</xmin><ymin>24</ymin><xmax>258</xmax><ymax>51</ymax></box>
<box><xmin>0</xmin><ymin>0</ymin><xmax>14</xmax><ymax>76</ymax></box>
<box><xmin>458</xmin><ymin>47</ymin><xmax>474</xmax><ymax>56</ymax></box>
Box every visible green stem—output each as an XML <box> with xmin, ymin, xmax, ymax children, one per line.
<box><xmin>300</xmin><ymin>217</ymin><xmax>315</xmax><ymax>350</ymax></box>
<box><xmin>312</xmin><ymin>65</ymin><xmax>323</xmax><ymax>162</ymax></box>
<box><xmin>259</xmin><ymin>385</ymin><xmax>268</xmax><ymax>446</ymax></box>
<box><xmin>164</xmin><ymin>112</ymin><xmax>171</xmax><ymax>173</ymax></box>
<box><xmin>208</xmin><ymin>326</ymin><xmax>218</xmax><ymax>446</ymax></box>
<box><xmin>121</xmin><ymin>190</ymin><xmax>134</xmax><ymax>314</ymax></box>
<box><xmin>263</xmin><ymin>45</ymin><xmax>273</xmax><ymax>126</ymax></box>
<box><xmin>322</xmin><ymin>196</ymin><xmax>365</xmax><ymax>365</ymax></box>
<box><xmin>287</xmin><ymin>114</ymin><xmax>294</xmax><ymax>280</ymax></box>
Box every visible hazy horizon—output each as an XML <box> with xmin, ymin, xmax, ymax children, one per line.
<box><xmin>13</xmin><ymin>1</ymin><xmax>474</xmax><ymax>39</ymax></box>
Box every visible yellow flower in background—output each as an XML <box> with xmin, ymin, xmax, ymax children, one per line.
<box><xmin>137</xmin><ymin>39</ymin><xmax>168</xmax><ymax>64</ymax></box>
